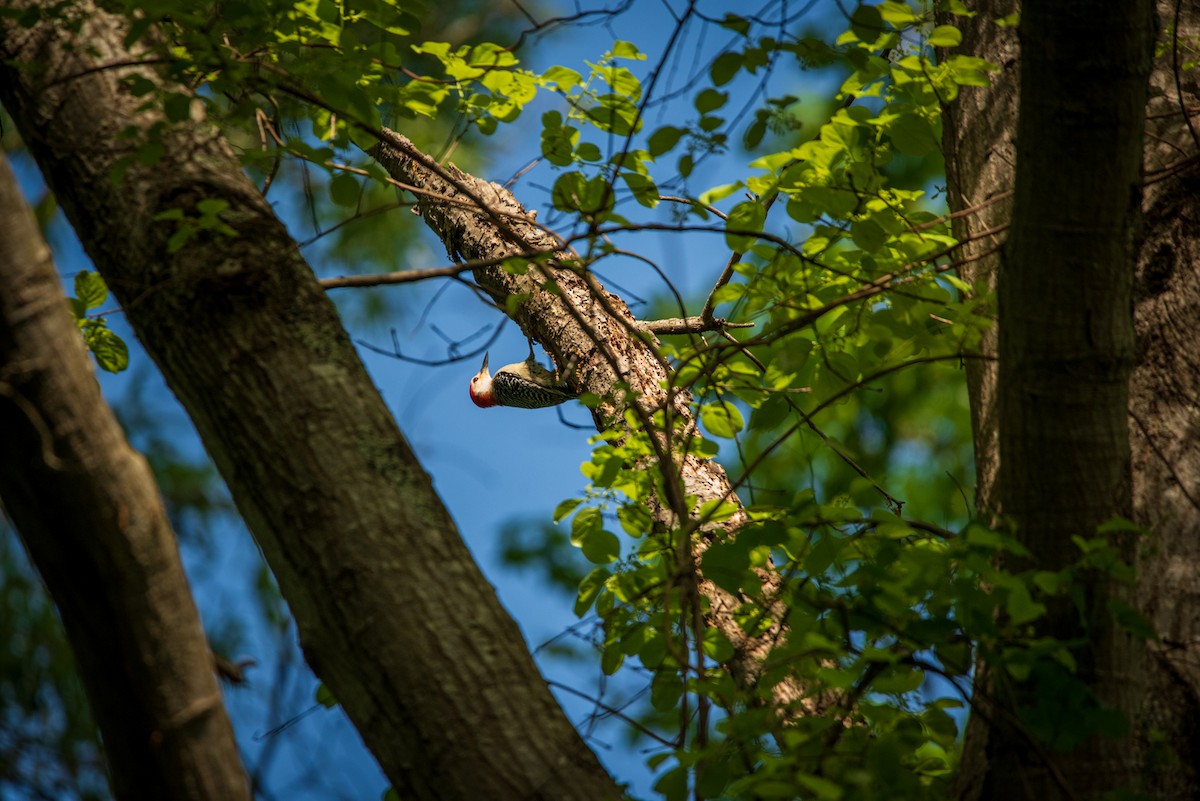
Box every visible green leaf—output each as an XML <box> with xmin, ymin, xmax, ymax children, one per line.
<box><xmin>927</xmin><ymin>24</ymin><xmax>963</xmax><ymax>47</ymax></box>
<box><xmin>571</xmin><ymin>507</ymin><xmax>619</xmax><ymax>563</ymax></box>
<box><xmin>871</xmin><ymin>665</ymin><xmax>924</xmax><ymax>694</ymax></box>
<box><xmin>678</xmin><ymin>153</ymin><xmax>694</xmax><ymax>178</ymax></box>
<box><xmin>719</xmin><ymin>13</ymin><xmax>751</xmax><ymax>37</ymax></box>
<box><xmin>553</xmin><ymin>498</ymin><xmax>583</xmax><ymax>523</ymax></box>
<box><xmin>725</xmin><ymin>200</ymin><xmax>765</xmax><ymax>253</ymax></box>
<box><xmin>654</xmin><ymin>765</ymin><xmax>688</xmax><ymax>801</ymax></box>
<box><xmin>699</xmin><ymin>182</ymin><xmax>742</xmax><ymax>206</ymax></box>
<box><xmin>696</xmin><ymin>497</ymin><xmax>739</xmax><ymax>524</ymax></box>
<box><xmin>580</xmin><ymin>528</ymin><xmax>620</xmax><ymax>564</ymax></box>
<box><xmin>541</xmin><ymin>120</ymin><xmax>578</xmax><ymax>166</ymax></box>
<box><xmin>610</xmin><ymin>40</ymin><xmax>645</xmax><ymax>60</ymax></box>
<box><xmin>163</xmin><ymin>93</ymin><xmax>193</xmax><ymax>123</ymax></box>
<box><xmin>850</xmin><ymin>4</ymin><xmax>886</xmax><ymax>44</ymax></box>
<box><xmin>650</xmin><ymin>670</ymin><xmax>683</xmax><ymax>712</ymax></box>
<box><xmin>137</xmin><ymin>139</ymin><xmax>165</xmax><ymax>167</ymax></box>
<box><xmin>315</xmin><ymin>683</ymin><xmax>338</xmax><ymax>708</ymax></box>
<box><xmin>74</xmin><ymin>270</ymin><xmax>108</xmax><ymax>310</ymax></box>
<box><xmin>617</xmin><ymin>503</ymin><xmax>652</xmax><ymax>537</ymax></box>
<box><xmin>648</xmin><ymin>125</ymin><xmax>686</xmax><ymax>156</ymax></box>
<box><xmin>851</xmin><ymin>218</ymin><xmax>887</xmax><ymax>252</ymax></box>
<box><xmin>329</xmin><ymin>172</ymin><xmax>361</xmax><ymax>207</ymax></box>
<box><xmin>1107</xmin><ymin>598</ymin><xmax>1158</xmax><ymax>641</ymax></box>
<box><xmin>702</xmin><ymin>627</ymin><xmax>734</xmax><ymax>661</ymax></box>
<box><xmin>888</xmin><ymin>112</ymin><xmax>937</xmax><ymax>156</ymax></box>
<box><xmin>878</xmin><ymin>1</ymin><xmax>919</xmax><ymax>25</ymax></box>
<box><xmin>505</xmin><ymin>293</ymin><xmax>530</xmax><ymax>315</ymax></box>
<box><xmin>587</xmin><ymin>98</ymin><xmax>641</xmax><ymax>135</ymax></box>
<box><xmin>702</xmin><ymin>540</ymin><xmax>749</xmax><ymax>595</ymax></box>
<box><xmin>695</xmin><ymin>760</ymin><xmax>730</xmax><ymax>798</ymax></box>
<box><xmin>1005</xmin><ymin>580</ymin><xmax>1045</xmax><ymax>626</ymax></box>
<box><xmin>743</xmin><ymin>116</ymin><xmax>768</xmax><ymax>149</ymax></box>
<box><xmin>576</xmin><ymin>142</ymin><xmax>602</xmax><ymax>162</ymax></box>
<box><xmin>574</xmin><ymin>567</ymin><xmax>609</xmax><ymax>616</ymax></box>
<box><xmin>695</xmin><ymin>88</ymin><xmax>728</xmax><ymax>114</ymax></box>
<box><xmin>946</xmin><ymin>54</ymin><xmax>998</xmax><ymax>87</ymax></box>
<box><xmin>796</xmin><ymin>773</ymin><xmax>844</xmax><ymax>800</ymax></box>
<box><xmin>543</xmin><ymin>65</ymin><xmax>582</xmax><ymax>90</ymax></box>
<box><xmin>710</xmin><ymin>51</ymin><xmax>743</xmax><ymax>86</ymax></box>
<box><xmin>571</xmin><ymin>506</ymin><xmax>602</xmax><ymax>545</ymax></box>
<box><xmin>620</xmin><ymin>171</ymin><xmax>659</xmax><ymax>208</ymax></box>
<box><xmin>600</xmin><ymin>644</ymin><xmax>624</xmax><ymax>674</ymax></box>
<box><xmin>700</xmin><ymin>401</ymin><xmax>745</xmax><ymax>438</ymax></box>
<box><xmin>85</xmin><ymin>326</ymin><xmax>129</xmax><ymax>373</ymax></box>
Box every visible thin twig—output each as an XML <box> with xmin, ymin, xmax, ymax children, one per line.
<box><xmin>636</xmin><ymin>316</ymin><xmax>754</xmax><ymax>335</ymax></box>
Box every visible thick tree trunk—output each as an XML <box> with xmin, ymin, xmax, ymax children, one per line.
<box><xmin>946</xmin><ymin>2</ymin><xmax>1200</xmax><ymax>799</ymax></box>
<box><xmin>0</xmin><ymin>152</ymin><xmax>250</xmax><ymax>801</ymax></box>
<box><xmin>992</xmin><ymin>3</ymin><xmax>1151</xmax><ymax>798</ymax></box>
<box><xmin>0</xmin><ymin>6</ymin><xmax>622</xmax><ymax>801</ymax></box>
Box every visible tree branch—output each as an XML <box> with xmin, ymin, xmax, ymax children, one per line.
<box><xmin>636</xmin><ymin>316</ymin><xmax>756</xmax><ymax>335</ymax></box>
<box><xmin>367</xmin><ymin>128</ymin><xmax>828</xmax><ymax>719</ymax></box>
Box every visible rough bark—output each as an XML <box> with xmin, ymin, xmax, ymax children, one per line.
<box><xmin>0</xmin><ymin>6</ymin><xmax>622</xmax><ymax>801</ymax></box>
<box><xmin>368</xmin><ymin>133</ymin><xmax>824</xmax><ymax>718</ymax></box>
<box><xmin>946</xmin><ymin>2</ymin><xmax>1200</xmax><ymax>799</ymax></box>
<box><xmin>1130</xmin><ymin>3</ymin><xmax>1200</xmax><ymax>796</ymax></box>
<box><xmin>940</xmin><ymin>0</ymin><xmax>1018</xmax><ymax>520</ymax></box>
<box><xmin>991</xmin><ymin>3</ymin><xmax>1152</xmax><ymax>798</ymax></box>
<box><xmin>939</xmin><ymin>9</ymin><xmax>1019</xmax><ymax>794</ymax></box>
<box><xmin>0</xmin><ymin>152</ymin><xmax>250</xmax><ymax>801</ymax></box>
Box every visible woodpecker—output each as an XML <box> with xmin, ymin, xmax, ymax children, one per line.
<box><xmin>469</xmin><ymin>351</ymin><xmax>579</xmax><ymax>409</ymax></box>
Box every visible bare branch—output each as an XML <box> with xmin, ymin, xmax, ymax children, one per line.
<box><xmin>636</xmin><ymin>316</ymin><xmax>755</xmax><ymax>335</ymax></box>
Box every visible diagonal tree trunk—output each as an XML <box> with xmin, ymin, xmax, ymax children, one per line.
<box><xmin>0</xmin><ymin>150</ymin><xmax>250</xmax><ymax>801</ymax></box>
<box><xmin>0</xmin><ymin>6</ymin><xmax>622</xmax><ymax>800</ymax></box>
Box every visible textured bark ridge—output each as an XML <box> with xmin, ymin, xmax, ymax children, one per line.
<box><xmin>940</xmin><ymin>0</ymin><xmax>1018</xmax><ymax>521</ymax></box>
<box><xmin>939</xmin><ymin>9</ymin><xmax>1018</xmax><ymax>794</ymax></box>
<box><xmin>1131</xmin><ymin>3</ymin><xmax>1200</xmax><ymax>795</ymax></box>
<box><xmin>0</xmin><ymin>152</ymin><xmax>250</xmax><ymax>801</ymax></box>
<box><xmin>369</xmin><ymin>131</ymin><xmax>826</xmax><ymax>715</ymax></box>
<box><xmin>995</xmin><ymin>3</ymin><xmax>1150</xmax><ymax>798</ymax></box>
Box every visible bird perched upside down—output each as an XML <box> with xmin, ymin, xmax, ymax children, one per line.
<box><xmin>469</xmin><ymin>351</ymin><xmax>579</xmax><ymax>409</ymax></box>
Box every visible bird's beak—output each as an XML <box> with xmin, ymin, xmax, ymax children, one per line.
<box><xmin>480</xmin><ymin>352</ymin><xmax>489</xmax><ymax>371</ymax></box>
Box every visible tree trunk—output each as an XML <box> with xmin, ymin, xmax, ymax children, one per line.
<box><xmin>0</xmin><ymin>6</ymin><xmax>622</xmax><ymax>801</ymax></box>
<box><xmin>992</xmin><ymin>2</ymin><xmax>1151</xmax><ymax>797</ymax></box>
<box><xmin>0</xmin><ymin>151</ymin><xmax>250</xmax><ymax>801</ymax></box>
<box><xmin>946</xmin><ymin>2</ymin><xmax>1200</xmax><ymax>799</ymax></box>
